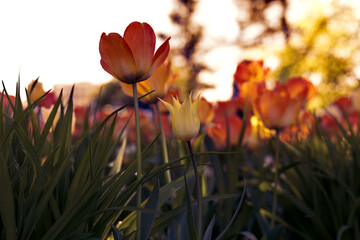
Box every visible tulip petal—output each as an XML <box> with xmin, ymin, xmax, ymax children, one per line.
<box><xmin>99</xmin><ymin>32</ymin><xmax>137</xmax><ymax>83</ymax></box>
<box><xmin>152</xmin><ymin>37</ymin><xmax>171</xmax><ymax>70</ymax></box>
<box><xmin>160</xmin><ymin>94</ymin><xmax>200</xmax><ymax>141</ymax></box>
<box><xmin>257</xmin><ymin>91</ymin><xmax>289</xmax><ymax>129</ymax></box>
<box><xmin>124</xmin><ymin>22</ymin><xmax>156</xmax><ymax>78</ymax></box>
<box><xmin>279</xmin><ymin>98</ymin><xmax>302</xmax><ymax>127</ymax></box>
<box><xmin>151</xmin><ymin>62</ymin><xmax>172</xmax><ymax>94</ymax></box>
<box><xmin>159</xmin><ymin>98</ymin><xmax>175</xmax><ymax>116</ymax></box>
<box><xmin>286</xmin><ymin>77</ymin><xmax>316</xmax><ymax>103</ymax></box>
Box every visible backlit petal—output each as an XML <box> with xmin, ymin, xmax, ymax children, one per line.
<box><xmin>257</xmin><ymin>90</ymin><xmax>289</xmax><ymax>129</ymax></box>
<box><xmin>152</xmin><ymin>37</ymin><xmax>171</xmax><ymax>70</ymax></box>
<box><xmin>99</xmin><ymin>32</ymin><xmax>137</xmax><ymax>83</ymax></box>
<box><xmin>124</xmin><ymin>22</ymin><xmax>156</xmax><ymax>77</ymax></box>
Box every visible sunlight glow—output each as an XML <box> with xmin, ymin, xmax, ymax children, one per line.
<box><xmin>1</xmin><ymin>0</ymin><xmax>359</xmax><ymax>103</ymax></box>
<box><xmin>0</xmin><ymin>0</ymin><xmax>174</xmax><ymax>96</ymax></box>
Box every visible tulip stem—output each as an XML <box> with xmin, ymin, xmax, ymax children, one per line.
<box><xmin>186</xmin><ymin>140</ymin><xmax>202</xmax><ymax>240</ymax></box>
<box><xmin>133</xmin><ymin>83</ymin><xmax>142</xmax><ymax>240</ymax></box>
<box><xmin>155</xmin><ymin>102</ymin><xmax>172</xmax><ymax>184</ymax></box>
<box><xmin>270</xmin><ymin>131</ymin><xmax>280</xmax><ymax>228</ymax></box>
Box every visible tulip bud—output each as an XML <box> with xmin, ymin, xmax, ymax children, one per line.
<box><xmin>160</xmin><ymin>93</ymin><xmax>200</xmax><ymax>141</ymax></box>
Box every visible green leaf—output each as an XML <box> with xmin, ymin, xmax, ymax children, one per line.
<box><xmin>240</xmin><ymin>231</ymin><xmax>258</xmax><ymax>240</ymax></box>
<box><xmin>203</xmin><ymin>215</ymin><xmax>215</xmax><ymax>240</ymax></box>
<box><xmin>137</xmin><ymin>180</ymin><xmax>160</xmax><ymax>240</ymax></box>
<box><xmin>111</xmin><ymin>224</ymin><xmax>122</xmax><ymax>240</ymax></box>
<box><xmin>22</xmin><ymin>153</ymin><xmax>70</xmax><ymax>239</ymax></box>
<box><xmin>34</xmin><ymin>90</ymin><xmax>63</xmax><ymax>153</ymax></box>
<box><xmin>184</xmin><ymin>172</ymin><xmax>197</xmax><ymax>240</ymax></box>
<box><xmin>193</xmin><ymin>132</ymin><xmax>207</xmax><ymax>153</ymax></box>
<box><xmin>337</xmin><ymin>225</ymin><xmax>351</xmax><ymax>240</ymax></box>
<box><xmin>109</xmin><ymin>138</ymin><xmax>127</xmax><ymax>176</ymax></box>
<box><xmin>215</xmin><ymin>179</ymin><xmax>247</xmax><ymax>240</ymax></box>
<box><xmin>0</xmin><ymin>153</ymin><xmax>16</xmax><ymax>240</ymax></box>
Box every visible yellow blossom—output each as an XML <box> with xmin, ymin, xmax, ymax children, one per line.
<box><xmin>28</xmin><ymin>80</ymin><xmax>46</xmax><ymax>102</ymax></box>
<box><xmin>160</xmin><ymin>93</ymin><xmax>200</xmax><ymax>141</ymax></box>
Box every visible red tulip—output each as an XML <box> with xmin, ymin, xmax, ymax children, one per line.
<box><xmin>332</xmin><ymin>96</ymin><xmax>354</xmax><ymax>115</ymax></box>
<box><xmin>1</xmin><ymin>93</ymin><xmax>15</xmax><ymax>115</ymax></box>
<box><xmin>320</xmin><ymin>96</ymin><xmax>358</xmax><ymax>135</ymax></box>
<box><xmin>99</xmin><ymin>22</ymin><xmax>170</xmax><ymax>84</ymax></box>
<box><xmin>213</xmin><ymin>97</ymin><xmax>242</xmax><ymax>120</ymax></box>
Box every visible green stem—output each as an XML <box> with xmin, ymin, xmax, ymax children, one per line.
<box><xmin>270</xmin><ymin>131</ymin><xmax>280</xmax><ymax>228</ymax></box>
<box><xmin>186</xmin><ymin>140</ymin><xmax>202</xmax><ymax>240</ymax></box>
<box><xmin>132</xmin><ymin>83</ymin><xmax>142</xmax><ymax>240</ymax></box>
<box><xmin>155</xmin><ymin>102</ymin><xmax>172</xmax><ymax>183</ymax></box>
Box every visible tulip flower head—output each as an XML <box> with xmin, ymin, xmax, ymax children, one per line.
<box><xmin>28</xmin><ymin>79</ymin><xmax>57</xmax><ymax>108</ymax></box>
<box><xmin>252</xmin><ymin>84</ymin><xmax>303</xmax><ymax>131</ymax></box>
<box><xmin>160</xmin><ymin>93</ymin><xmax>200</xmax><ymax>141</ymax></box>
<box><xmin>234</xmin><ymin>60</ymin><xmax>270</xmax><ymax>85</ymax></box>
<box><xmin>285</xmin><ymin>77</ymin><xmax>316</xmax><ymax>104</ymax></box>
<box><xmin>99</xmin><ymin>22</ymin><xmax>170</xmax><ymax>84</ymax></box>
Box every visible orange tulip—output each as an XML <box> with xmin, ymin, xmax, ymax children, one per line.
<box><xmin>252</xmin><ymin>85</ymin><xmax>303</xmax><ymax>130</ymax></box>
<box><xmin>158</xmin><ymin>88</ymin><xmax>181</xmax><ymax>113</ymax></box>
<box><xmin>198</xmin><ymin>97</ymin><xmax>214</xmax><ymax>124</ymax></box>
<box><xmin>99</xmin><ymin>22</ymin><xmax>170</xmax><ymax>84</ymax></box>
<box><xmin>285</xmin><ymin>77</ymin><xmax>316</xmax><ymax>104</ymax></box>
<box><xmin>233</xmin><ymin>60</ymin><xmax>270</xmax><ymax>84</ymax></box>
<box><xmin>207</xmin><ymin>114</ymin><xmax>247</xmax><ymax>149</ymax></box>
<box><xmin>237</xmin><ymin>81</ymin><xmax>266</xmax><ymax>111</ymax></box>
<box><xmin>279</xmin><ymin>111</ymin><xmax>315</xmax><ymax>143</ymax></box>
<box><xmin>119</xmin><ymin>61</ymin><xmax>175</xmax><ymax>103</ymax></box>
<box><xmin>233</xmin><ymin>60</ymin><xmax>269</xmax><ymax>112</ymax></box>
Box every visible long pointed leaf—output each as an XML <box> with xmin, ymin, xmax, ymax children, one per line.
<box><xmin>0</xmin><ymin>153</ymin><xmax>16</xmax><ymax>240</ymax></box>
<box><xmin>184</xmin><ymin>172</ymin><xmax>197</xmax><ymax>240</ymax></box>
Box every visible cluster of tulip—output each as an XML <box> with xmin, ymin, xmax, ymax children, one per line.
<box><xmin>21</xmin><ymin>23</ymin><xmax>360</xmax><ymax>153</ymax></box>
<box><xmin>4</xmin><ymin>21</ymin><xmax>360</xmax><ymax>240</ymax></box>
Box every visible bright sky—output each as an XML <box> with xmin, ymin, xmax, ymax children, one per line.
<box><xmin>1</xmin><ymin>0</ymin><xmax>359</xmax><ymax>102</ymax></box>
<box><xmin>0</xmin><ymin>0</ymin><xmax>246</xmax><ymax>102</ymax></box>
<box><xmin>0</xmin><ymin>0</ymin><xmax>174</xmax><ymax>97</ymax></box>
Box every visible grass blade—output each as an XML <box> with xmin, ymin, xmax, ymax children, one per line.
<box><xmin>0</xmin><ymin>153</ymin><xmax>16</xmax><ymax>240</ymax></box>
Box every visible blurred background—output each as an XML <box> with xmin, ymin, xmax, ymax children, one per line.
<box><xmin>1</xmin><ymin>0</ymin><xmax>360</xmax><ymax>107</ymax></box>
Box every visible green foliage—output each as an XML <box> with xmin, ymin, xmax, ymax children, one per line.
<box><xmin>4</xmin><ymin>79</ymin><xmax>360</xmax><ymax>240</ymax></box>
<box><xmin>0</xmin><ymin>83</ymin><xmax>168</xmax><ymax>239</ymax></box>
<box><xmin>0</xmin><ymin>82</ymin><xmax>247</xmax><ymax>240</ymax></box>
<box><xmin>276</xmin><ymin>116</ymin><xmax>360</xmax><ymax>239</ymax></box>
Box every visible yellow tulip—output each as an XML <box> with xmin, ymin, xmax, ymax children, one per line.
<box><xmin>160</xmin><ymin>93</ymin><xmax>200</xmax><ymax>141</ymax></box>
